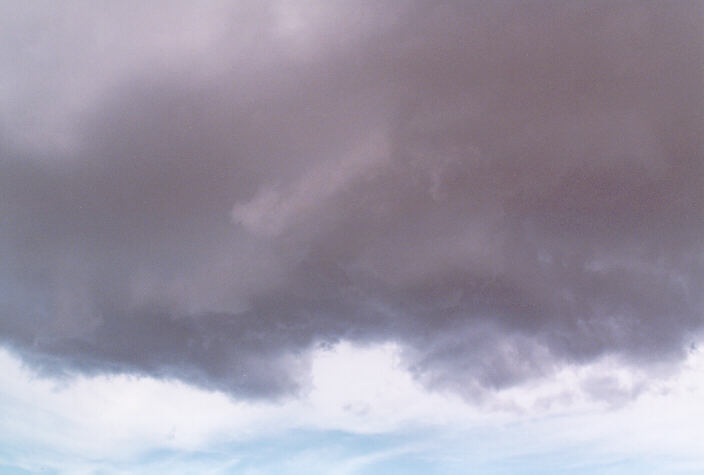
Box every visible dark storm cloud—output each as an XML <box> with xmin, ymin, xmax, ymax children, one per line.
<box><xmin>1</xmin><ymin>0</ymin><xmax>702</xmax><ymax>399</ymax></box>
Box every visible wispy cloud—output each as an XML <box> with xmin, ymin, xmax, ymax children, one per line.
<box><xmin>1</xmin><ymin>341</ymin><xmax>704</xmax><ymax>472</ymax></box>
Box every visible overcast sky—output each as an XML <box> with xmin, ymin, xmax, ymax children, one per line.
<box><xmin>1</xmin><ymin>1</ymin><xmax>703</xmax><ymax>473</ymax></box>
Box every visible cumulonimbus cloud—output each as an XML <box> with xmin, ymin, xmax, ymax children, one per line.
<box><xmin>1</xmin><ymin>0</ymin><xmax>702</xmax><ymax>400</ymax></box>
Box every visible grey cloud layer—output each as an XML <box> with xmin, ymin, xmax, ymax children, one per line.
<box><xmin>1</xmin><ymin>1</ymin><xmax>702</xmax><ymax>399</ymax></box>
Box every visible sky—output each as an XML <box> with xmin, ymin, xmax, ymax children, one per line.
<box><xmin>0</xmin><ymin>1</ymin><xmax>703</xmax><ymax>473</ymax></box>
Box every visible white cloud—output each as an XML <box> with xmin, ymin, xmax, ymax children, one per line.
<box><xmin>1</xmin><ymin>340</ymin><xmax>704</xmax><ymax>472</ymax></box>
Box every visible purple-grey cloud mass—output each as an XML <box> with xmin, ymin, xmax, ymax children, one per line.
<box><xmin>1</xmin><ymin>0</ymin><xmax>703</xmax><ymax>399</ymax></box>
